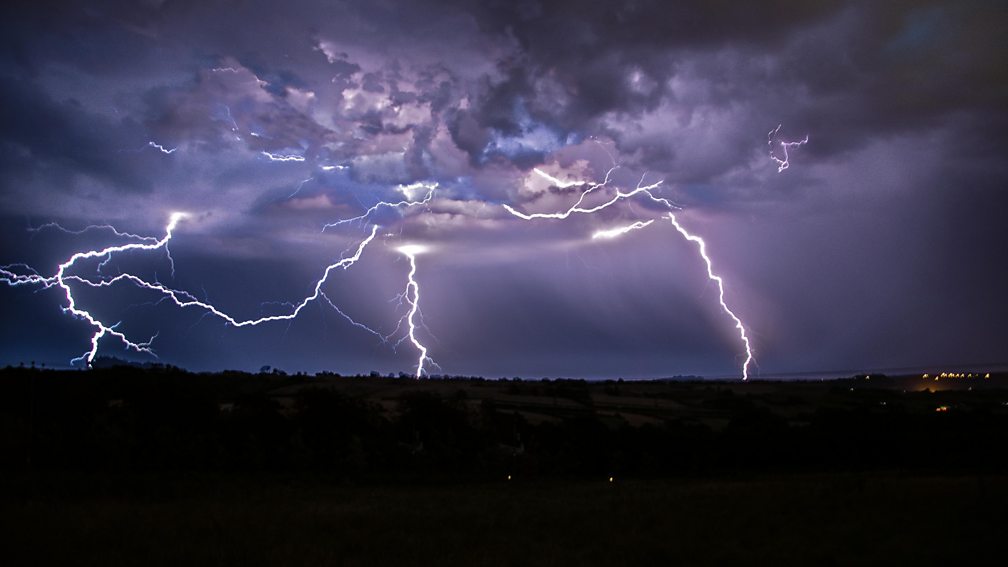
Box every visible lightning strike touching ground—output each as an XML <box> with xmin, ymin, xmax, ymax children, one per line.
<box><xmin>52</xmin><ymin>212</ymin><xmax>189</xmax><ymax>366</ymax></box>
<box><xmin>2</xmin><ymin>213</ymin><xmax>386</xmax><ymax>366</ymax></box>
<box><xmin>504</xmin><ymin>163</ymin><xmax>753</xmax><ymax>380</ymax></box>
<box><xmin>667</xmin><ymin>213</ymin><xmax>754</xmax><ymax>380</ymax></box>
<box><xmin>396</xmin><ymin>244</ymin><xmax>433</xmax><ymax>378</ymax></box>
<box><xmin>768</xmin><ymin>124</ymin><xmax>808</xmax><ymax>173</ymax></box>
<box><xmin>591</xmin><ymin>219</ymin><xmax>655</xmax><ymax>240</ymax></box>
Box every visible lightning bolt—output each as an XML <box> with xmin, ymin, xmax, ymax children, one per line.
<box><xmin>52</xmin><ymin>212</ymin><xmax>188</xmax><ymax>366</ymax></box>
<box><xmin>148</xmin><ymin>141</ymin><xmax>177</xmax><ymax>154</ymax></box>
<box><xmin>322</xmin><ymin>182</ymin><xmax>436</xmax><ymax>231</ymax></box>
<box><xmin>591</xmin><ymin>220</ymin><xmax>655</xmax><ymax>240</ymax></box>
<box><xmin>503</xmin><ymin>168</ymin><xmax>677</xmax><ymax>220</ymax></box>
<box><xmin>261</xmin><ymin>151</ymin><xmax>306</xmax><ymax>162</ymax></box>
<box><xmin>65</xmin><ymin>224</ymin><xmax>380</xmax><ymax>330</ymax></box>
<box><xmin>504</xmin><ymin>164</ymin><xmax>754</xmax><ymax>380</ymax></box>
<box><xmin>2</xmin><ymin>212</ymin><xmax>387</xmax><ymax>367</ymax></box>
<box><xmin>288</xmin><ymin>177</ymin><xmax>315</xmax><ymax>199</ymax></box>
<box><xmin>667</xmin><ymin>213</ymin><xmax>753</xmax><ymax>380</ymax></box>
<box><xmin>28</xmin><ymin>221</ymin><xmax>160</xmax><ymax>243</ymax></box>
<box><xmin>222</xmin><ymin>105</ymin><xmax>242</xmax><ymax>142</ymax></box>
<box><xmin>396</xmin><ymin>244</ymin><xmax>434</xmax><ymax>378</ymax></box>
<box><xmin>768</xmin><ymin>124</ymin><xmax>808</xmax><ymax>173</ymax></box>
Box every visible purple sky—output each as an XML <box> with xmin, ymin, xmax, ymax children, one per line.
<box><xmin>1</xmin><ymin>0</ymin><xmax>1006</xmax><ymax>378</ymax></box>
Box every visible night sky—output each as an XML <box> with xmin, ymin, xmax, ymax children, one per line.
<box><xmin>1</xmin><ymin>1</ymin><xmax>1006</xmax><ymax>378</ymax></box>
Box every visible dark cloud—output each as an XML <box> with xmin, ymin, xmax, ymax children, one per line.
<box><xmin>0</xmin><ymin>75</ymin><xmax>152</xmax><ymax>193</ymax></box>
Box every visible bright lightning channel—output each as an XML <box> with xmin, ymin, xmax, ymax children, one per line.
<box><xmin>261</xmin><ymin>151</ymin><xmax>306</xmax><ymax>162</ymax></box>
<box><xmin>768</xmin><ymin>124</ymin><xmax>808</xmax><ymax>173</ymax></box>
<box><xmin>396</xmin><ymin>244</ymin><xmax>433</xmax><ymax>378</ymax></box>
<box><xmin>2</xmin><ymin>213</ymin><xmax>386</xmax><ymax>367</ymax></box>
<box><xmin>148</xmin><ymin>141</ymin><xmax>177</xmax><ymax>154</ymax></box>
<box><xmin>322</xmin><ymin>182</ymin><xmax>437</xmax><ymax>231</ymax></box>
<box><xmin>503</xmin><ymin>165</ymin><xmax>753</xmax><ymax>380</ymax></box>
<box><xmin>68</xmin><ymin>225</ymin><xmax>381</xmax><ymax>332</ymax></box>
<box><xmin>55</xmin><ymin>212</ymin><xmax>188</xmax><ymax>366</ymax></box>
<box><xmin>503</xmin><ymin>168</ymin><xmax>677</xmax><ymax>220</ymax></box>
<box><xmin>591</xmin><ymin>220</ymin><xmax>655</xmax><ymax>240</ymax></box>
<box><xmin>667</xmin><ymin>213</ymin><xmax>753</xmax><ymax>380</ymax></box>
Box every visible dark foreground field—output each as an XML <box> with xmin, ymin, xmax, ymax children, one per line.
<box><xmin>3</xmin><ymin>473</ymin><xmax>1005</xmax><ymax>566</ymax></box>
<box><xmin>1</xmin><ymin>365</ymin><xmax>1006</xmax><ymax>564</ymax></box>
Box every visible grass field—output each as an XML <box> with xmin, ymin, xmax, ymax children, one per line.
<box><xmin>2</xmin><ymin>473</ymin><xmax>1004</xmax><ymax>566</ymax></box>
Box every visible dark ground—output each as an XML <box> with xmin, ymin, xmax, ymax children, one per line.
<box><xmin>1</xmin><ymin>364</ymin><xmax>1006</xmax><ymax>565</ymax></box>
<box><xmin>2</xmin><ymin>473</ymin><xmax>1004</xmax><ymax>566</ymax></box>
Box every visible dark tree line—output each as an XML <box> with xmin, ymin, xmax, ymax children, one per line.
<box><xmin>2</xmin><ymin>366</ymin><xmax>1007</xmax><ymax>481</ymax></box>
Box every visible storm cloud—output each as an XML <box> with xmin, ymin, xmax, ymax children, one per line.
<box><xmin>1</xmin><ymin>0</ymin><xmax>1005</xmax><ymax>377</ymax></box>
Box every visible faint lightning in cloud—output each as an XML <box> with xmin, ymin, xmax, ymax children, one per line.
<box><xmin>768</xmin><ymin>124</ymin><xmax>808</xmax><ymax>173</ymax></box>
<box><xmin>223</xmin><ymin>105</ymin><xmax>242</xmax><ymax>141</ymax></box>
<box><xmin>288</xmin><ymin>177</ymin><xmax>314</xmax><ymax>199</ymax></box>
<box><xmin>28</xmin><ymin>221</ymin><xmax>159</xmax><ymax>243</ymax></box>
<box><xmin>667</xmin><ymin>213</ymin><xmax>753</xmax><ymax>380</ymax></box>
<box><xmin>319</xmin><ymin>291</ymin><xmax>388</xmax><ymax>343</ymax></box>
